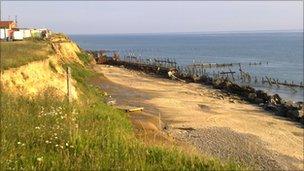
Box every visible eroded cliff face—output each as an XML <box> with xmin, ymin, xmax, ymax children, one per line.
<box><xmin>1</xmin><ymin>34</ymin><xmax>83</xmax><ymax>99</ymax></box>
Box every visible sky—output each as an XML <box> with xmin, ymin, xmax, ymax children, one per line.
<box><xmin>1</xmin><ymin>1</ymin><xmax>303</xmax><ymax>34</ymax></box>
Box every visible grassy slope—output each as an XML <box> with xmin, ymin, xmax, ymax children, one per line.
<box><xmin>0</xmin><ymin>39</ymin><xmax>54</xmax><ymax>70</ymax></box>
<box><xmin>0</xmin><ymin>46</ymin><xmax>242</xmax><ymax>170</ymax></box>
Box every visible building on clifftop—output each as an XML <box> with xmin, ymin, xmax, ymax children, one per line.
<box><xmin>0</xmin><ymin>21</ymin><xmax>17</xmax><ymax>29</ymax></box>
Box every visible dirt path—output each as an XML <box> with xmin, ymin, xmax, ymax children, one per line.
<box><xmin>93</xmin><ymin>65</ymin><xmax>303</xmax><ymax>170</ymax></box>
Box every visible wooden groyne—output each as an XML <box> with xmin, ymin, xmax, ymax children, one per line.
<box><xmin>188</xmin><ymin>61</ymin><xmax>263</xmax><ymax>68</ymax></box>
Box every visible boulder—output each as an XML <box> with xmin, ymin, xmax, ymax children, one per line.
<box><xmin>256</xmin><ymin>90</ymin><xmax>270</xmax><ymax>102</ymax></box>
<box><xmin>247</xmin><ymin>93</ymin><xmax>257</xmax><ymax>102</ymax></box>
<box><xmin>242</xmin><ymin>86</ymin><xmax>256</xmax><ymax>94</ymax></box>
<box><xmin>254</xmin><ymin>98</ymin><xmax>264</xmax><ymax>104</ymax></box>
<box><xmin>264</xmin><ymin>104</ymin><xmax>286</xmax><ymax>117</ymax></box>
<box><xmin>227</xmin><ymin>83</ymin><xmax>242</xmax><ymax>94</ymax></box>
<box><xmin>286</xmin><ymin>109</ymin><xmax>300</xmax><ymax>121</ymax></box>
<box><xmin>270</xmin><ymin>94</ymin><xmax>282</xmax><ymax>105</ymax></box>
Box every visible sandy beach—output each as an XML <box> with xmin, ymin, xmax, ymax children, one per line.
<box><xmin>92</xmin><ymin>64</ymin><xmax>303</xmax><ymax>170</ymax></box>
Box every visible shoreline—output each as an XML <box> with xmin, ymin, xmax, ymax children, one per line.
<box><xmin>92</xmin><ymin>64</ymin><xmax>303</xmax><ymax>170</ymax></box>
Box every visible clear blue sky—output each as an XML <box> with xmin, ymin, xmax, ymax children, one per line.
<box><xmin>1</xmin><ymin>1</ymin><xmax>303</xmax><ymax>34</ymax></box>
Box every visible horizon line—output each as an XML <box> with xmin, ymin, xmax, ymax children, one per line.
<box><xmin>67</xmin><ymin>29</ymin><xmax>303</xmax><ymax>35</ymax></box>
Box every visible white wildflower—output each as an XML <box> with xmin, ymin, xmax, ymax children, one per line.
<box><xmin>35</xmin><ymin>126</ymin><xmax>40</xmax><ymax>130</ymax></box>
<box><xmin>37</xmin><ymin>157</ymin><xmax>43</xmax><ymax>162</ymax></box>
<box><xmin>17</xmin><ymin>142</ymin><xmax>21</xmax><ymax>145</ymax></box>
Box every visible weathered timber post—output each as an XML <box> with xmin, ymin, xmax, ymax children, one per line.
<box><xmin>158</xmin><ymin>113</ymin><xmax>161</xmax><ymax>129</ymax></box>
<box><xmin>67</xmin><ymin>66</ymin><xmax>72</xmax><ymax>103</ymax></box>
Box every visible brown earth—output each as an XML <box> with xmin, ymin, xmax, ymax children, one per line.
<box><xmin>93</xmin><ymin>64</ymin><xmax>304</xmax><ymax>170</ymax></box>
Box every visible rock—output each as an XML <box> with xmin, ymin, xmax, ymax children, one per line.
<box><xmin>270</xmin><ymin>94</ymin><xmax>282</xmax><ymax>105</ymax></box>
<box><xmin>229</xmin><ymin>99</ymin><xmax>235</xmax><ymax>103</ymax></box>
<box><xmin>254</xmin><ymin>98</ymin><xmax>264</xmax><ymax>104</ymax></box>
<box><xmin>227</xmin><ymin>83</ymin><xmax>242</xmax><ymax>94</ymax></box>
<box><xmin>212</xmin><ymin>78</ymin><xmax>224</xmax><ymax>89</ymax></box>
<box><xmin>247</xmin><ymin>93</ymin><xmax>257</xmax><ymax>101</ymax></box>
<box><xmin>264</xmin><ymin>103</ymin><xmax>277</xmax><ymax>111</ymax></box>
<box><xmin>286</xmin><ymin>109</ymin><xmax>300</xmax><ymax>121</ymax></box>
<box><xmin>256</xmin><ymin>90</ymin><xmax>270</xmax><ymax>102</ymax></box>
<box><xmin>242</xmin><ymin>86</ymin><xmax>256</xmax><ymax>94</ymax></box>
<box><xmin>264</xmin><ymin>104</ymin><xmax>286</xmax><ymax>116</ymax></box>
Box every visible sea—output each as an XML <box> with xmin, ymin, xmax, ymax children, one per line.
<box><xmin>70</xmin><ymin>32</ymin><xmax>303</xmax><ymax>102</ymax></box>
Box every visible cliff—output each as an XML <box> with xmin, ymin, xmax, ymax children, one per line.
<box><xmin>1</xmin><ymin>34</ymin><xmax>82</xmax><ymax>99</ymax></box>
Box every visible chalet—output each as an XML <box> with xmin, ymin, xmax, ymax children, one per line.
<box><xmin>0</xmin><ymin>21</ymin><xmax>16</xmax><ymax>29</ymax></box>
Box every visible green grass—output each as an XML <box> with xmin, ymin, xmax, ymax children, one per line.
<box><xmin>0</xmin><ymin>51</ymin><xmax>243</xmax><ymax>170</ymax></box>
<box><xmin>0</xmin><ymin>39</ymin><xmax>54</xmax><ymax>70</ymax></box>
<box><xmin>76</xmin><ymin>52</ymin><xmax>93</xmax><ymax>65</ymax></box>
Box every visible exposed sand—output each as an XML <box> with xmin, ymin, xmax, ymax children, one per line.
<box><xmin>93</xmin><ymin>65</ymin><xmax>303</xmax><ymax>170</ymax></box>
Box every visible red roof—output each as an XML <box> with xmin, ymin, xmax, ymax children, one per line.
<box><xmin>0</xmin><ymin>21</ymin><xmax>15</xmax><ymax>28</ymax></box>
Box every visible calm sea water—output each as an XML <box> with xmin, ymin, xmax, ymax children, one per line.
<box><xmin>70</xmin><ymin>32</ymin><xmax>303</xmax><ymax>102</ymax></box>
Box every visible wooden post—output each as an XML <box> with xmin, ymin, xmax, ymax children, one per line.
<box><xmin>158</xmin><ymin>113</ymin><xmax>161</xmax><ymax>129</ymax></box>
<box><xmin>67</xmin><ymin>67</ymin><xmax>72</xmax><ymax>103</ymax></box>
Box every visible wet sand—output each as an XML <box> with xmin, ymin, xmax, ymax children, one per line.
<box><xmin>93</xmin><ymin>65</ymin><xmax>303</xmax><ymax>170</ymax></box>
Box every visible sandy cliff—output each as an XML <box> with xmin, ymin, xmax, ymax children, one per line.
<box><xmin>1</xmin><ymin>34</ymin><xmax>82</xmax><ymax>99</ymax></box>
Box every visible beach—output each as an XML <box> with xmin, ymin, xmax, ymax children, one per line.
<box><xmin>93</xmin><ymin>64</ymin><xmax>304</xmax><ymax>170</ymax></box>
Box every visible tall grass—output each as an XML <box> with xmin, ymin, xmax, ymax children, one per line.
<box><xmin>0</xmin><ymin>51</ymin><xmax>242</xmax><ymax>170</ymax></box>
<box><xmin>0</xmin><ymin>39</ymin><xmax>54</xmax><ymax>70</ymax></box>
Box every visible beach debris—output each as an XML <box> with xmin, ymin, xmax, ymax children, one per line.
<box><xmin>106</xmin><ymin>99</ymin><xmax>116</xmax><ymax>106</ymax></box>
<box><xmin>176</xmin><ymin>127</ymin><xmax>196</xmax><ymax>131</ymax></box>
<box><xmin>117</xmin><ymin>105</ymin><xmax>144</xmax><ymax>112</ymax></box>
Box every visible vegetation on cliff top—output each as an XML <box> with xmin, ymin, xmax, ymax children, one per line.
<box><xmin>0</xmin><ymin>40</ymin><xmax>242</xmax><ymax>170</ymax></box>
<box><xmin>0</xmin><ymin>39</ymin><xmax>54</xmax><ymax>70</ymax></box>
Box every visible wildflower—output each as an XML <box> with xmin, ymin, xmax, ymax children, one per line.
<box><xmin>60</xmin><ymin>145</ymin><xmax>64</xmax><ymax>149</ymax></box>
<box><xmin>37</xmin><ymin>157</ymin><xmax>43</xmax><ymax>162</ymax></box>
<box><xmin>65</xmin><ymin>143</ymin><xmax>69</xmax><ymax>147</ymax></box>
<box><xmin>54</xmin><ymin>136</ymin><xmax>58</xmax><ymax>139</ymax></box>
<box><xmin>17</xmin><ymin>142</ymin><xmax>21</xmax><ymax>145</ymax></box>
<box><xmin>35</xmin><ymin>126</ymin><xmax>40</xmax><ymax>130</ymax></box>
<box><xmin>45</xmin><ymin>140</ymin><xmax>50</xmax><ymax>144</ymax></box>
<box><xmin>55</xmin><ymin>144</ymin><xmax>59</xmax><ymax>147</ymax></box>
<box><xmin>22</xmin><ymin>143</ymin><xmax>26</xmax><ymax>146</ymax></box>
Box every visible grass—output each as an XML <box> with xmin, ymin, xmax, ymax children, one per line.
<box><xmin>76</xmin><ymin>52</ymin><xmax>93</xmax><ymax>65</ymax></box>
<box><xmin>0</xmin><ymin>39</ymin><xmax>54</xmax><ymax>70</ymax></box>
<box><xmin>0</xmin><ymin>51</ymin><xmax>243</xmax><ymax>170</ymax></box>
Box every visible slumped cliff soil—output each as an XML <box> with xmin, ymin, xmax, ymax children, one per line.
<box><xmin>93</xmin><ymin>65</ymin><xmax>304</xmax><ymax>170</ymax></box>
